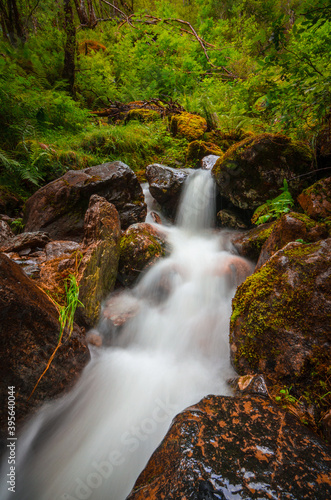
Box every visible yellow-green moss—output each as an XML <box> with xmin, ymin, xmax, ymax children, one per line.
<box><xmin>126</xmin><ymin>109</ymin><xmax>160</xmax><ymax>123</ymax></box>
<box><xmin>185</xmin><ymin>140</ymin><xmax>223</xmax><ymax>165</ymax></box>
<box><xmin>169</xmin><ymin>112</ymin><xmax>207</xmax><ymax>141</ymax></box>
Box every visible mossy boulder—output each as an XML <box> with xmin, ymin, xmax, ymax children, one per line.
<box><xmin>230</xmin><ymin>239</ymin><xmax>331</xmax><ymax>427</ymax></box>
<box><xmin>119</xmin><ymin>223</ymin><xmax>167</xmax><ymax>286</ymax></box>
<box><xmin>185</xmin><ymin>140</ymin><xmax>223</xmax><ymax>168</ymax></box>
<box><xmin>232</xmin><ymin>222</ymin><xmax>276</xmax><ymax>261</ymax></box>
<box><xmin>76</xmin><ymin>195</ymin><xmax>121</xmax><ymax>328</ymax></box>
<box><xmin>126</xmin><ymin>108</ymin><xmax>160</xmax><ymax>123</ymax></box>
<box><xmin>298</xmin><ymin>176</ymin><xmax>331</xmax><ymax>220</ymax></box>
<box><xmin>256</xmin><ymin>212</ymin><xmax>329</xmax><ymax>268</ymax></box>
<box><xmin>128</xmin><ymin>395</ymin><xmax>331</xmax><ymax>500</ymax></box>
<box><xmin>169</xmin><ymin>112</ymin><xmax>207</xmax><ymax>141</ymax></box>
<box><xmin>212</xmin><ymin>133</ymin><xmax>313</xmax><ymax>210</ymax></box>
<box><xmin>205</xmin><ymin>128</ymin><xmax>253</xmax><ymax>151</ymax></box>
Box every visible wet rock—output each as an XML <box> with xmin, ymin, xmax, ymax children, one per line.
<box><xmin>0</xmin><ymin>231</ymin><xmax>50</xmax><ymax>253</ymax></box>
<box><xmin>23</xmin><ymin>161</ymin><xmax>146</xmax><ymax>240</ymax></box>
<box><xmin>45</xmin><ymin>241</ymin><xmax>81</xmax><ymax>260</ymax></box>
<box><xmin>128</xmin><ymin>395</ymin><xmax>331</xmax><ymax>500</ymax></box>
<box><xmin>119</xmin><ymin>222</ymin><xmax>167</xmax><ymax>286</ymax></box>
<box><xmin>233</xmin><ymin>374</ymin><xmax>270</xmax><ymax>397</ymax></box>
<box><xmin>230</xmin><ymin>239</ymin><xmax>331</xmax><ymax>426</ymax></box>
<box><xmin>231</xmin><ymin>222</ymin><xmax>275</xmax><ymax>261</ymax></box>
<box><xmin>256</xmin><ymin>212</ymin><xmax>329</xmax><ymax>268</ymax></box>
<box><xmin>76</xmin><ymin>195</ymin><xmax>121</xmax><ymax>328</ymax></box>
<box><xmin>201</xmin><ymin>154</ymin><xmax>220</xmax><ymax>170</ymax></box>
<box><xmin>212</xmin><ymin>133</ymin><xmax>313</xmax><ymax>210</ymax></box>
<box><xmin>169</xmin><ymin>112</ymin><xmax>207</xmax><ymax>141</ymax></box>
<box><xmin>216</xmin><ymin>209</ymin><xmax>248</xmax><ymax>230</ymax></box>
<box><xmin>298</xmin><ymin>176</ymin><xmax>331</xmax><ymax>219</ymax></box>
<box><xmin>146</xmin><ymin>164</ymin><xmax>189</xmax><ymax>218</ymax></box>
<box><xmin>0</xmin><ymin>219</ymin><xmax>14</xmax><ymax>246</ymax></box>
<box><xmin>0</xmin><ymin>253</ymin><xmax>90</xmax><ymax>436</ymax></box>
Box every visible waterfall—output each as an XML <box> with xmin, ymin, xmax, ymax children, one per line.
<box><xmin>0</xmin><ymin>170</ymin><xmax>253</xmax><ymax>500</ymax></box>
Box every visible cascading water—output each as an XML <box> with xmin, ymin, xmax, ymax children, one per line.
<box><xmin>0</xmin><ymin>169</ymin><xmax>253</xmax><ymax>500</ymax></box>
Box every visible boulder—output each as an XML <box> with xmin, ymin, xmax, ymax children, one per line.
<box><xmin>230</xmin><ymin>239</ymin><xmax>331</xmax><ymax>425</ymax></box>
<box><xmin>0</xmin><ymin>253</ymin><xmax>90</xmax><ymax>437</ymax></box>
<box><xmin>232</xmin><ymin>222</ymin><xmax>275</xmax><ymax>261</ymax></box>
<box><xmin>256</xmin><ymin>212</ymin><xmax>329</xmax><ymax>268</ymax></box>
<box><xmin>119</xmin><ymin>222</ymin><xmax>167</xmax><ymax>286</ymax></box>
<box><xmin>23</xmin><ymin>162</ymin><xmax>146</xmax><ymax>240</ymax></box>
<box><xmin>76</xmin><ymin>195</ymin><xmax>121</xmax><ymax>327</ymax></box>
<box><xmin>298</xmin><ymin>176</ymin><xmax>331</xmax><ymax>219</ymax></box>
<box><xmin>128</xmin><ymin>395</ymin><xmax>331</xmax><ymax>500</ymax></box>
<box><xmin>0</xmin><ymin>231</ymin><xmax>50</xmax><ymax>253</ymax></box>
<box><xmin>145</xmin><ymin>164</ymin><xmax>189</xmax><ymax>218</ymax></box>
<box><xmin>169</xmin><ymin>112</ymin><xmax>207</xmax><ymax>141</ymax></box>
<box><xmin>212</xmin><ymin>133</ymin><xmax>313</xmax><ymax>210</ymax></box>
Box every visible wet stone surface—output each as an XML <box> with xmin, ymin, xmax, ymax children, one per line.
<box><xmin>128</xmin><ymin>395</ymin><xmax>331</xmax><ymax>500</ymax></box>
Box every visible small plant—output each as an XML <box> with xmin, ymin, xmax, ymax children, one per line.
<box><xmin>58</xmin><ymin>274</ymin><xmax>84</xmax><ymax>341</ymax></box>
<box><xmin>28</xmin><ymin>274</ymin><xmax>84</xmax><ymax>400</ymax></box>
<box><xmin>10</xmin><ymin>218</ymin><xmax>24</xmax><ymax>234</ymax></box>
<box><xmin>275</xmin><ymin>385</ymin><xmax>298</xmax><ymax>406</ymax></box>
<box><xmin>254</xmin><ymin>179</ymin><xmax>294</xmax><ymax>225</ymax></box>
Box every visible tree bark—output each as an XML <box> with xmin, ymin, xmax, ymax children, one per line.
<box><xmin>62</xmin><ymin>0</ymin><xmax>76</xmax><ymax>95</ymax></box>
<box><xmin>0</xmin><ymin>0</ymin><xmax>26</xmax><ymax>45</ymax></box>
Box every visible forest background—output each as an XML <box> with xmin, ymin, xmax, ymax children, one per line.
<box><xmin>0</xmin><ymin>0</ymin><xmax>330</xmax><ymax>202</ymax></box>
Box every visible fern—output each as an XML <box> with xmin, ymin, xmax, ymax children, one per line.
<box><xmin>254</xmin><ymin>180</ymin><xmax>294</xmax><ymax>225</ymax></box>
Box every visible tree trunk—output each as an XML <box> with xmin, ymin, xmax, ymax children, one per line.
<box><xmin>62</xmin><ymin>0</ymin><xmax>76</xmax><ymax>95</ymax></box>
<box><xmin>0</xmin><ymin>0</ymin><xmax>26</xmax><ymax>45</ymax></box>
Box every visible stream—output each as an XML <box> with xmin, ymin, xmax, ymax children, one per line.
<box><xmin>0</xmin><ymin>169</ymin><xmax>254</xmax><ymax>500</ymax></box>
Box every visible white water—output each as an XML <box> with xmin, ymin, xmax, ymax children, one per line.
<box><xmin>0</xmin><ymin>170</ymin><xmax>253</xmax><ymax>500</ymax></box>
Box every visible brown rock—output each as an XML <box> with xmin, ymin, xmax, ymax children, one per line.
<box><xmin>232</xmin><ymin>222</ymin><xmax>275</xmax><ymax>261</ymax></box>
<box><xmin>256</xmin><ymin>212</ymin><xmax>328</xmax><ymax>268</ymax></box>
<box><xmin>119</xmin><ymin>222</ymin><xmax>167</xmax><ymax>286</ymax></box>
<box><xmin>45</xmin><ymin>241</ymin><xmax>81</xmax><ymax>260</ymax></box>
<box><xmin>298</xmin><ymin>176</ymin><xmax>331</xmax><ymax>219</ymax></box>
<box><xmin>128</xmin><ymin>395</ymin><xmax>331</xmax><ymax>500</ymax></box>
<box><xmin>0</xmin><ymin>253</ymin><xmax>90</xmax><ymax>436</ymax></box>
<box><xmin>0</xmin><ymin>231</ymin><xmax>50</xmax><ymax>253</ymax></box>
<box><xmin>23</xmin><ymin>162</ymin><xmax>146</xmax><ymax>240</ymax></box>
<box><xmin>76</xmin><ymin>195</ymin><xmax>121</xmax><ymax>328</ymax></box>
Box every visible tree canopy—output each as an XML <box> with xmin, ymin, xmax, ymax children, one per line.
<box><xmin>0</xmin><ymin>0</ymin><xmax>330</xmax><ymax>196</ymax></box>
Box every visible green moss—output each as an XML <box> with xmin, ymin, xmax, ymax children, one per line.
<box><xmin>126</xmin><ymin>109</ymin><xmax>160</xmax><ymax>123</ymax></box>
<box><xmin>185</xmin><ymin>140</ymin><xmax>223</xmax><ymax>166</ymax></box>
<box><xmin>169</xmin><ymin>112</ymin><xmax>207</xmax><ymax>141</ymax></box>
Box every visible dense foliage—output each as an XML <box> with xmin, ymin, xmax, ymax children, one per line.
<box><xmin>0</xmin><ymin>0</ymin><xmax>330</xmax><ymax>198</ymax></box>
